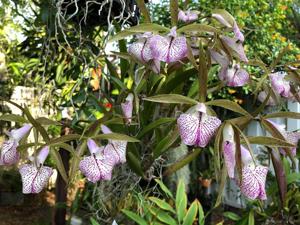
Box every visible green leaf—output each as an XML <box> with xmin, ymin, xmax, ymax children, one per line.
<box><xmin>214</xmin><ymin>165</ymin><xmax>227</xmax><ymax>207</ymax></box>
<box><xmin>127</xmin><ymin>152</ymin><xmax>143</xmax><ymax>176</ymax></box>
<box><xmin>36</xmin><ymin>117</ymin><xmax>62</xmax><ymax>126</ymax></box>
<box><xmin>177</xmin><ymin>24</ymin><xmax>219</xmax><ymax>34</ymax></box>
<box><xmin>109</xmin><ymin>23</ymin><xmax>169</xmax><ymax>43</ymax></box>
<box><xmin>164</xmin><ymin>148</ymin><xmax>201</xmax><ymax>176</ymax></box>
<box><xmin>183</xmin><ymin>200</ymin><xmax>199</xmax><ymax>225</ymax></box>
<box><xmin>47</xmin><ymin>134</ymin><xmax>82</xmax><ymax>146</ymax></box>
<box><xmin>50</xmin><ymin>148</ymin><xmax>68</xmax><ymax>183</ymax></box>
<box><xmin>0</xmin><ymin>114</ymin><xmax>27</xmax><ymax>123</ymax></box>
<box><xmin>223</xmin><ymin>212</ymin><xmax>241</xmax><ymax>221</ymax></box>
<box><xmin>148</xmin><ymin>207</ymin><xmax>177</xmax><ymax>225</ymax></box>
<box><xmin>148</xmin><ymin>197</ymin><xmax>175</xmax><ymax>213</ymax></box>
<box><xmin>176</xmin><ymin>180</ymin><xmax>187</xmax><ymax>222</ymax></box>
<box><xmin>155</xmin><ymin>179</ymin><xmax>174</xmax><ymax>199</ymax></box>
<box><xmin>206</xmin><ymin>100</ymin><xmax>251</xmax><ymax>117</ymax></box>
<box><xmin>92</xmin><ymin>133</ymin><xmax>140</xmax><ymax>142</ymax></box>
<box><xmin>153</xmin><ymin>128</ymin><xmax>179</xmax><ymax>158</ymax></box>
<box><xmin>90</xmin><ymin>217</ymin><xmax>101</xmax><ymax>225</ymax></box>
<box><xmin>246</xmin><ymin>136</ymin><xmax>295</xmax><ymax>147</ymax></box>
<box><xmin>264</xmin><ymin>111</ymin><xmax>300</xmax><ymax>119</ymax></box>
<box><xmin>212</xmin><ymin>9</ymin><xmax>235</xmax><ymax>25</ymax></box>
<box><xmin>287</xmin><ymin>173</ymin><xmax>300</xmax><ymax>184</ymax></box>
<box><xmin>197</xmin><ymin>201</ymin><xmax>205</xmax><ymax>225</ymax></box>
<box><xmin>144</xmin><ymin>94</ymin><xmax>198</xmax><ymax>105</ymax></box>
<box><xmin>248</xmin><ymin>210</ymin><xmax>255</xmax><ymax>225</ymax></box>
<box><xmin>137</xmin><ymin>118</ymin><xmax>176</xmax><ymax>138</ymax></box>
<box><xmin>122</xmin><ymin>209</ymin><xmax>147</xmax><ymax>225</ymax></box>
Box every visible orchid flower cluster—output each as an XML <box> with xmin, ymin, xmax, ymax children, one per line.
<box><xmin>0</xmin><ymin>94</ymin><xmax>134</xmax><ymax>193</ymax></box>
<box><xmin>0</xmin><ymin>124</ymin><xmax>53</xmax><ymax>194</ymax></box>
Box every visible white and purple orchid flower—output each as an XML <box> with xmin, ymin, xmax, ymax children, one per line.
<box><xmin>19</xmin><ymin>146</ymin><xmax>53</xmax><ymax>194</ymax></box>
<box><xmin>128</xmin><ymin>32</ymin><xmax>160</xmax><ymax>74</ymax></box>
<box><xmin>101</xmin><ymin>125</ymin><xmax>127</xmax><ymax>165</ymax></box>
<box><xmin>221</xmin><ymin>36</ymin><xmax>248</xmax><ymax>62</ymax></box>
<box><xmin>267</xmin><ymin>120</ymin><xmax>300</xmax><ymax>156</ymax></box>
<box><xmin>257</xmin><ymin>91</ymin><xmax>276</xmax><ymax>106</ymax></box>
<box><xmin>178</xmin><ymin>9</ymin><xmax>198</xmax><ymax>23</ymax></box>
<box><xmin>269</xmin><ymin>72</ymin><xmax>291</xmax><ymax>98</ymax></box>
<box><xmin>79</xmin><ymin>139</ymin><xmax>115</xmax><ymax>183</ymax></box>
<box><xmin>212</xmin><ymin>11</ymin><xmax>244</xmax><ymax>42</ymax></box>
<box><xmin>0</xmin><ymin>124</ymin><xmax>32</xmax><ymax>166</ymax></box>
<box><xmin>222</xmin><ymin>124</ymin><xmax>268</xmax><ymax>200</ymax></box>
<box><xmin>210</xmin><ymin>49</ymin><xmax>249</xmax><ymax>87</ymax></box>
<box><xmin>150</xmin><ymin>27</ymin><xmax>188</xmax><ymax>63</ymax></box>
<box><xmin>121</xmin><ymin>93</ymin><xmax>134</xmax><ymax>124</ymax></box>
<box><xmin>177</xmin><ymin>103</ymin><xmax>221</xmax><ymax>147</ymax></box>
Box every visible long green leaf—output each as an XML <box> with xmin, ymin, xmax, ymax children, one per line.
<box><xmin>176</xmin><ymin>180</ymin><xmax>187</xmax><ymax>222</ymax></box>
<box><xmin>177</xmin><ymin>24</ymin><xmax>219</xmax><ymax>34</ymax></box>
<box><xmin>206</xmin><ymin>100</ymin><xmax>251</xmax><ymax>116</ymax></box>
<box><xmin>127</xmin><ymin>152</ymin><xmax>143</xmax><ymax>176</ymax></box>
<box><xmin>144</xmin><ymin>94</ymin><xmax>198</xmax><ymax>105</ymax></box>
<box><xmin>36</xmin><ymin>117</ymin><xmax>62</xmax><ymax>126</ymax></box>
<box><xmin>148</xmin><ymin>207</ymin><xmax>177</xmax><ymax>225</ymax></box>
<box><xmin>0</xmin><ymin>114</ymin><xmax>27</xmax><ymax>123</ymax></box>
<box><xmin>148</xmin><ymin>197</ymin><xmax>175</xmax><ymax>213</ymax></box>
<box><xmin>246</xmin><ymin>136</ymin><xmax>295</xmax><ymax>147</ymax></box>
<box><xmin>122</xmin><ymin>209</ymin><xmax>147</xmax><ymax>225</ymax></box>
<box><xmin>155</xmin><ymin>179</ymin><xmax>174</xmax><ymax>199</ymax></box>
<box><xmin>264</xmin><ymin>111</ymin><xmax>300</xmax><ymax>119</ymax></box>
<box><xmin>138</xmin><ymin>118</ymin><xmax>176</xmax><ymax>138</ymax></box>
<box><xmin>109</xmin><ymin>23</ymin><xmax>169</xmax><ymax>43</ymax></box>
<box><xmin>92</xmin><ymin>133</ymin><xmax>140</xmax><ymax>142</ymax></box>
<box><xmin>154</xmin><ymin>128</ymin><xmax>179</xmax><ymax>158</ymax></box>
<box><xmin>183</xmin><ymin>200</ymin><xmax>198</xmax><ymax>225</ymax></box>
<box><xmin>197</xmin><ymin>201</ymin><xmax>205</xmax><ymax>225</ymax></box>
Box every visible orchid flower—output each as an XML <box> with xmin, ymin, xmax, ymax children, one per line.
<box><xmin>210</xmin><ymin>49</ymin><xmax>249</xmax><ymax>87</ymax></box>
<box><xmin>269</xmin><ymin>72</ymin><xmax>290</xmax><ymax>98</ymax></box>
<box><xmin>178</xmin><ymin>9</ymin><xmax>198</xmax><ymax>23</ymax></box>
<box><xmin>19</xmin><ymin>146</ymin><xmax>53</xmax><ymax>194</ymax></box>
<box><xmin>221</xmin><ymin>36</ymin><xmax>248</xmax><ymax>62</ymax></box>
<box><xmin>222</xmin><ymin>124</ymin><xmax>268</xmax><ymax>200</ymax></box>
<box><xmin>128</xmin><ymin>32</ymin><xmax>160</xmax><ymax>74</ymax></box>
<box><xmin>79</xmin><ymin>139</ymin><xmax>115</xmax><ymax>183</ymax></box>
<box><xmin>101</xmin><ymin>125</ymin><xmax>127</xmax><ymax>164</ymax></box>
<box><xmin>150</xmin><ymin>27</ymin><xmax>188</xmax><ymax>63</ymax></box>
<box><xmin>121</xmin><ymin>93</ymin><xmax>134</xmax><ymax>124</ymax></box>
<box><xmin>257</xmin><ymin>91</ymin><xmax>276</xmax><ymax>106</ymax></box>
<box><xmin>219</xmin><ymin>63</ymin><xmax>249</xmax><ymax>87</ymax></box>
<box><xmin>0</xmin><ymin>124</ymin><xmax>32</xmax><ymax>166</ymax></box>
<box><xmin>212</xmin><ymin>12</ymin><xmax>244</xmax><ymax>42</ymax></box>
<box><xmin>177</xmin><ymin>103</ymin><xmax>221</xmax><ymax>147</ymax></box>
<box><xmin>267</xmin><ymin>120</ymin><xmax>300</xmax><ymax>156</ymax></box>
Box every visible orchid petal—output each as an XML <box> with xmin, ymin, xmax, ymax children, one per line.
<box><xmin>178</xmin><ymin>10</ymin><xmax>198</xmax><ymax>23</ymax></box>
<box><xmin>0</xmin><ymin>140</ymin><xmax>19</xmax><ymax>166</ymax></box>
<box><xmin>104</xmin><ymin>143</ymin><xmax>126</xmax><ymax>165</ymax></box>
<box><xmin>197</xmin><ymin>113</ymin><xmax>221</xmax><ymax>147</ymax></box>
<box><xmin>121</xmin><ymin>93</ymin><xmax>134</xmax><ymax>124</ymax></box>
<box><xmin>257</xmin><ymin>91</ymin><xmax>276</xmax><ymax>106</ymax></box>
<box><xmin>233</xmin><ymin>21</ymin><xmax>245</xmax><ymax>42</ymax></box>
<box><xmin>101</xmin><ymin>124</ymin><xmax>112</xmax><ymax>134</ymax></box>
<box><xmin>177</xmin><ymin>113</ymin><xmax>199</xmax><ymax>146</ymax></box>
<box><xmin>9</xmin><ymin>124</ymin><xmax>32</xmax><ymax>142</ymax></box>
<box><xmin>79</xmin><ymin>153</ymin><xmax>114</xmax><ymax>183</ymax></box>
<box><xmin>240</xmin><ymin>165</ymin><xmax>268</xmax><ymax>200</ymax></box>
<box><xmin>87</xmin><ymin>138</ymin><xmax>101</xmax><ymax>155</ymax></box>
<box><xmin>223</xmin><ymin>141</ymin><xmax>236</xmax><ymax>178</ymax></box>
<box><xmin>150</xmin><ymin>29</ymin><xmax>187</xmax><ymax>63</ymax></box>
<box><xmin>227</xmin><ymin>67</ymin><xmax>249</xmax><ymax>87</ymax></box>
<box><xmin>210</xmin><ymin>49</ymin><xmax>230</xmax><ymax>67</ymax></box>
<box><xmin>221</xmin><ymin>36</ymin><xmax>248</xmax><ymax>62</ymax></box>
<box><xmin>19</xmin><ymin>164</ymin><xmax>53</xmax><ymax>194</ymax></box>
<box><xmin>37</xmin><ymin>146</ymin><xmax>50</xmax><ymax>165</ymax></box>
<box><xmin>269</xmin><ymin>72</ymin><xmax>290</xmax><ymax>98</ymax></box>
<box><xmin>241</xmin><ymin>145</ymin><xmax>253</xmax><ymax>165</ymax></box>
<box><xmin>212</xmin><ymin>13</ymin><xmax>232</xmax><ymax>28</ymax></box>
<box><xmin>128</xmin><ymin>39</ymin><xmax>153</xmax><ymax>63</ymax></box>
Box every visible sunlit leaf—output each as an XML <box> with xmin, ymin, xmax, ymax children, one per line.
<box><xmin>144</xmin><ymin>94</ymin><xmax>198</xmax><ymax>104</ymax></box>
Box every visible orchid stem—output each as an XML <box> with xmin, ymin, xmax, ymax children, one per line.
<box><xmin>198</xmin><ymin>41</ymin><xmax>208</xmax><ymax>102</ymax></box>
<box><xmin>170</xmin><ymin>0</ymin><xmax>178</xmax><ymax>27</ymax></box>
<box><xmin>136</xmin><ymin>0</ymin><xmax>151</xmax><ymax>23</ymax></box>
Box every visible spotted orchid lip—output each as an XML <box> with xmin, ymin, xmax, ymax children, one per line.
<box><xmin>178</xmin><ymin>9</ymin><xmax>198</xmax><ymax>23</ymax></box>
<box><xmin>0</xmin><ymin>140</ymin><xmax>19</xmax><ymax>166</ymax></box>
<box><xmin>149</xmin><ymin>27</ymin><xmax>188</xmax><ymax>63</ymax></box>
<box><xmin>177</xmin><ymin>105</ymin><xmax>221</xmax><ymax>148</ymax></box>
<box><xmin>240</xmin><ymin>164</ymin><xmax>268</xmax><ymax>200</ymax></box>
<box><xmin>221</xmin><ymin>36</ymin><xmax>248</xmax><ymax>62</ymax></box>
<box><xmin>19</xmin><ymin>163</ymin><xmax>53</xmax><ymax>194</ymax></box>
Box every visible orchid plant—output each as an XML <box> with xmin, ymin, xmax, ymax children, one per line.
<box><xmin>1</xmin><ymin>1</ymin><xmax>300</xmax><ymax>223</ymax></box>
